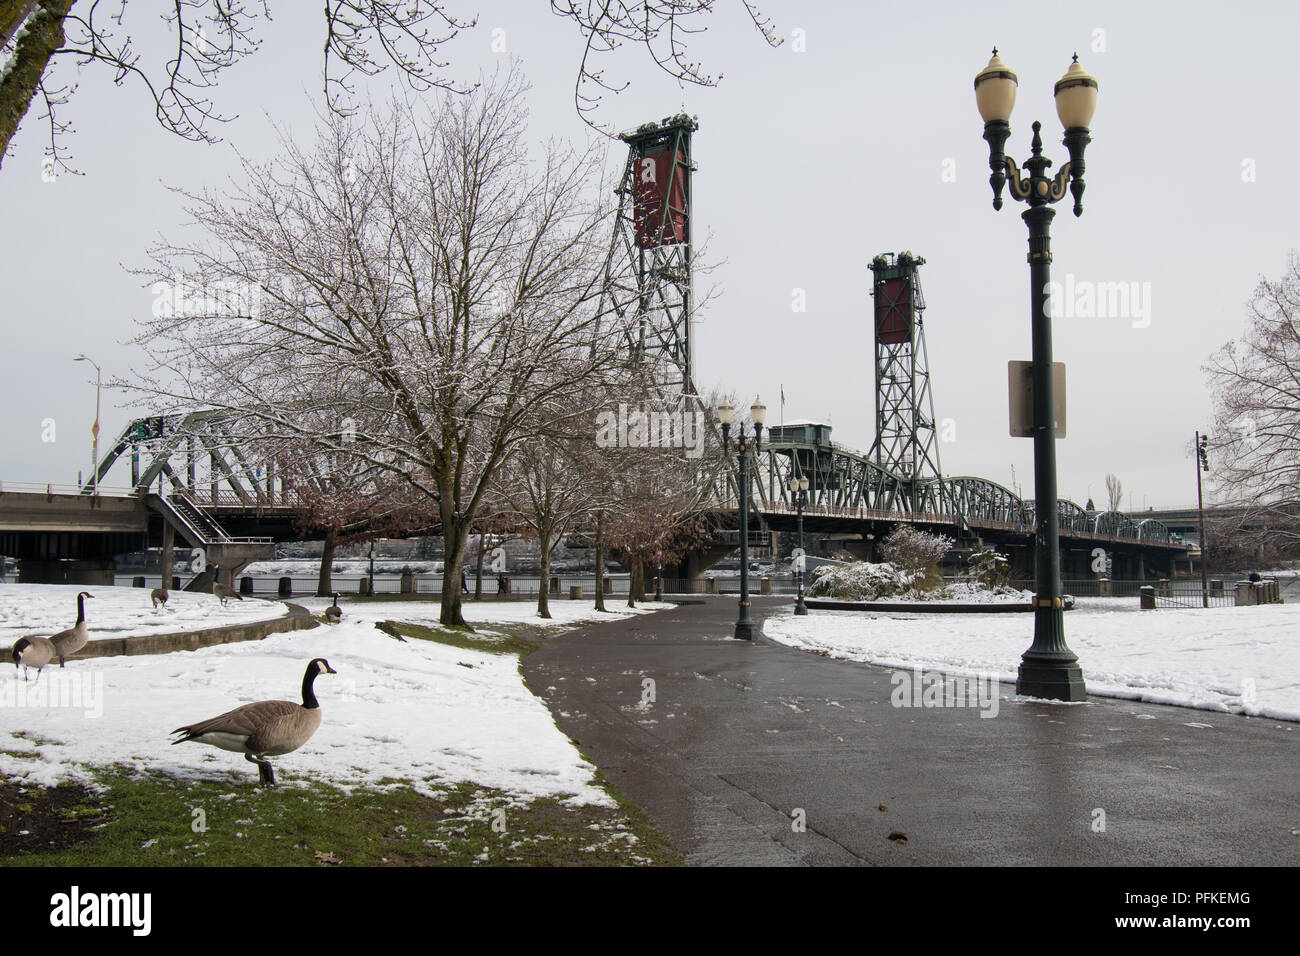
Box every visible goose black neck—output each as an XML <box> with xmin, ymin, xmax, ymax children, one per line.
<box><xmin>301</xmin><ymin>665</ymin><xmax>320</xmax><ymax>709</ymax></box>
<box><xmin>76</xmin><ymin>594</ymin><xmax>86</xmax><ymax>624</ymax></box>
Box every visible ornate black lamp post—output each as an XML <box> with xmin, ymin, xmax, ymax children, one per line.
<box><xmin>975</xmin><ymin>49</ymin><xmax>1098</xmax><ymax>701</ymax></box>
<box><xmin>718</xmin><ymin>396</ymin><xmax>766</xmax><ymax>640</ymax></box>
<box><xmin>788</xmin><ymin>473</ymin><xmax>809</xmax><ymax>615</ymax></box>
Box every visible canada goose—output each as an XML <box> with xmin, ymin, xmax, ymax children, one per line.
<box><xmin>12</xmin><ymin>636</ymin><xmax>55</xmax><ymax>681</ymax></box>
<box><xmin>170</xmin><ymin>658</ymin><xmax>337</xmax><ymax>786</ymax></box>
<box><xmin>49</xmin><ymin>591</ymin><xmax>93</xmax><ymax>666</ymax></box>
<box><xmin>324</xmin><ymin>593</ymin><xmax>342</xmax><ymax>623</ymax></box>
<box><xmin>151</xmin><ymin>587</ymin><xmax>169</xmax><ymax>610</ymax></box>
<box><xmin>210</xmin><ymin>567</ymin><xmax>243</xmax><ymax>606</ymax></box>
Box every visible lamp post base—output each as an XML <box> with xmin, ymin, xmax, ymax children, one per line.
<box><xmin>1016</xmin><ymin>658</ymin><xmax>1087</xmax><ymax>702</ymax></box>
<box><xmin>734</xmin><ymin>620</ymin><xmax>754</xmax><ymax>641</ymax></box>
<box><xmin>794</xmin><ymin>596</ymin><xmax>807</xmax><ymax>616</ymax></box>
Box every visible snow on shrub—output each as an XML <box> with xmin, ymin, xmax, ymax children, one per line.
<box><xmin>880</xmin><ymin>526</ymin><xmax>954</xmax><ymax>577</ymax></box>
<box><xmin>805</xmin><ymin>558</ymin><xmax>1032</xmax><ymax>604</ymax></box>
<box><xmin>966</xmin><ymin>546</ymin><xmax>1011</xmax><ymax>588</ymax></box>
<box><xmin>806</xmin><ymin>561</ymin><xmax>923</xmax><ymax>601</ymax></box>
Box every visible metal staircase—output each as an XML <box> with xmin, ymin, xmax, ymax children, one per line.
<box><xmin>147</xmin><ymin>490</ymin><xmax>236</xmax><ymax>547</ymax></box>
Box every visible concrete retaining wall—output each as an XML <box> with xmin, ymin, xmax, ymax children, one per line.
<box><xmin>804</xmin><ymin>598</ymin><xmax>1075</xmax><ymax>614</ymax></box>
<box><xmin>7</xmin><ymin>604</ymin><xmax>321</xmax><ymax>662</ymax></box>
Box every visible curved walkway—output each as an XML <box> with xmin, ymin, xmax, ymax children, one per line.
<box><xmin>522</xmin><ymin>596</ymin><xmax>1300</xmax><ymax>866</ymax></box>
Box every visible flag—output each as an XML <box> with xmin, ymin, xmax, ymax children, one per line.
<box><xmin>780</xmin><ymin>385</ymin><xmax>785</xmax><ymax>426</ymax></box>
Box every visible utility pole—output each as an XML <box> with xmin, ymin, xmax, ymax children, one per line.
<box><xmin>1196</xmin><ymin>431</ymin><xmax>1210</xmax><ymax>608</ymax></box>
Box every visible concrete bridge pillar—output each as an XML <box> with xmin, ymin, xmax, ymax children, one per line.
<box><xmin>1008</xmin><ymin>546</ymin><xmax>1034</xmax><ymax>579</ymax></box>
<box><xmin>675</xmin><ymin>544</ymin><xmax>736</xmax><ymax>581</ymax></box>
<box><xmin>840</xmin><ymin>536</ymin><xmax>877</xmax><ymax>562</ymax></box>
<box><xmin>17</xmin><ymin>559</ymin><xmax>115</xmax><ymax>586</ymax></box>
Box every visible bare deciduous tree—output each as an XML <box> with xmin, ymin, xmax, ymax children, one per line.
<box><xmin>123</xmin><ymin>69</ymin><xmax>625</xmax><ymax>627</ymax></box>
<box><xmin>497</xmin><ymin>423</ymin><xmax>608</xmax><ymax>618</ymax></box>
<box><xmin>1204</xmin><ymin>251</ymin><xmax>1300</xmax><ymax>551</ymax></box>
<box><xmin>1105</xmin><ymin>473</ymin><xmax>1123</xmax><ymax>513</ymax></box>
<box><xmin>1</xmin><ymin>1</ymin><xmax>780</xmax><ymax>173</ymax></box>
<box><xmin>0</xmin><ymin>1</ymin><xmax>473</xmax><ymax>175</ymax></box>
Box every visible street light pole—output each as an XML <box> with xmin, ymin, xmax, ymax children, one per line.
<box><xmin>368</xmin><ymin>539</ymin><xmax>376</xmax><ymax>596</ymax></box>
<box><xmin>718</xmin><ymin>397</ymin><xmax>766</xmax><ymax>641</ymax></box>
<box><xmin>1196</xmin><ymin>431</ymin><xmax>1210</xmax><ymax>608</ymax></box>
<box><xmin>976</xmin><ymin>49</ymin><xmax>1097</xmax><ymax>701</ymax></box>
<box><xmin>74</xmin><ymin>355</ymin><xmax>102</xmax><ymax>496</ymax></box>
<box><xmin>789</xmin><ymin>473</ymin><xmax>809</xmax><ymax>615</ymax></box>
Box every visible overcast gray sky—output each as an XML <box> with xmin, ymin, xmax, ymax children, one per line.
<box><xmin>2</xmin><ymin>0</ymin><xmax>1295</xmax><ymax>511</ymax></box>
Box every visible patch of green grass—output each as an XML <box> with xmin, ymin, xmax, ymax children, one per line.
<box><xmin>10</xmin><ymin>731</ymin><xmax>57</xmax><ymax>747</ymax></box>
<box><xmin>2</xmin><ymin>767</ymin><xmax>681</xmax><ymax>867</ymax></box>
<box><xmin>382</xmin><ymin>620</ymin><xmax>537</xmax><ymax>657</ymax></box>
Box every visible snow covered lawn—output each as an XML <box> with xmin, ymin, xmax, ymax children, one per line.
<box><xmin>0</xmin><ymin>583</ymin><xmax>287</xmax><ymax>649</ymax></box>
<box><xmin>1</xmin><ymin>588</ymin><xmax>673</xmax><ymax>804</ymax></box>
<box><xmin>764</xmin><ymin>598</ymin><xmax>1300</xmax><ymax>721</ymax></box>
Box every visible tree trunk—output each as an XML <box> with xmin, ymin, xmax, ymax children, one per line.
<box><xmin>536</xmin><ymin>525</ymin><xmax>552</xmax><ymax>619</ymax></box>
<box><xmin>474</xmin><ymin>534</ymin><xmax>485</xmax><ymax>600</ymax></box>
<box><xmin>593</xmin><ymin>513</ymin><xmax>606</xmax><ymax>612</ymax></box>
<box><xmin>627</xmin><ymin>557</ymin><xmax>643</xmax><ymax>608</ymax></box>
<box><xmin>317</xmin><ymin>528</ymin><xmax>336</xmax><ymax>597</ymax></box>
<box><xmin>0</xmin><ymin>1</ymin><xmax>75</xmax><ymax>170</ymax></box>
<box><xmin>439</xmin><ymin>512</ymin><xmax>469</xmax><ymax>628</ymax></box>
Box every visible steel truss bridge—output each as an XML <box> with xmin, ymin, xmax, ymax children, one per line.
<box><xmin>735</xmin><ymin>427</ymin><xmax>1181</xmax><ymax>547</ymax></box>
<box><xmin>0</xmin><ymin>114</ymin><xmax>1185</xmax><ymax>584</ymax></box>
<box><xmin>52</xmin><ymin>406</ymin><xmax>1181</xmax><ymax>548</ymax></box>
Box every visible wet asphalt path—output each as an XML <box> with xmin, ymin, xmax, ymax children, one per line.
<box><xmin>522</xmin><ymin>597</ymin><xmax>1300</xmax><ymax>866</ymax></box>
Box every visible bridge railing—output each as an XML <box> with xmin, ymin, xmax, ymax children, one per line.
<box><xmin>187</xmin><ymin>488</ymin><xmax>303</xmax><ymax>509</ymax></box>
<box><xmin>0</xmin><ymin>480</ymin><xmax>139</xmax><ymax>498</ymax></box>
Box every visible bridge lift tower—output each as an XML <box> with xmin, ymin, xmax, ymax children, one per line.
<box><xmin>868</xmin><ymin>252</ymin><xmax>946</xmax><ymax>514</ymax></box>
<box><xmin>605</xmin><ymin>114</ymin><xmax>698</xmax><ymax>399</ymax></box>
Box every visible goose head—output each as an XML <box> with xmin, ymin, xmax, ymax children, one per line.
<box><xmin>301</xmin><ymin>658</ymin><xmax>337</xmax><ymax>709</ymax></box>
<box><xmin>12</xmin><ymin>638</ymin><xmax>30</xmax><ymax>667</ymax></box>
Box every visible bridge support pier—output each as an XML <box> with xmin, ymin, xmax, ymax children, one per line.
<box><xmin>840</xmin><ymin>536</ymin><xmax>877</xmax><ymax>563</ymax></box>
<box><xmin>672</xmin><ymin>544</ymin><xmax>736</xmax><ymax>583</ymax></box>
<box><xmin>17</xmin><ymin>558</ymin><xmax>116</xmax><ymax>586</ymax></box>
<box><xmin>1008</xmin><ymin>545</ymin><xmax>1034</xmax><ymax>579</ymax></box>
<box><xmin>160</xmin><ymin>520</ymin><xmax>174</xmax><ymax>593</ymax></box>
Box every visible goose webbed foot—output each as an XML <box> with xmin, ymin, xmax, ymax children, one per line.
<box><xmin>245</xmin><ymin>752</ymin><xmax>277</xmax><ymax>787</ymax></box>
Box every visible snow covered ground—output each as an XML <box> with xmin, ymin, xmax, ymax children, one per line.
<box><xmin>0</xmin><ymin>583</ymin><xmax>288</xmax><ymax>648</ymax></box>
<box><xmin>764</xmin><ymin>598</ymin><xmax>1300</xmax><ymax>721</ymax></box>
<box><xmin>1</xmin><ymin>587</ymin><xmax>673</xmax><ymax>803</ymax></box>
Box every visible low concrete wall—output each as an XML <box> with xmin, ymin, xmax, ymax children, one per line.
<box><xmin>12</xmin><ymin>603</ymin><xmax>321</xmax><ymax>661</ymax></box>
<box><xmin>804</xmin><ymin>598</ymin><xmax>1076</xmax><ymax>614</ymax></box>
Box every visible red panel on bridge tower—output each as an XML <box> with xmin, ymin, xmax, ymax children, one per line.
<box><xmin>875</xmin><ymin>277</ymin><xmax>912</xmax><ymax>344</ymax></box>
<box><xmin>633</xmin><ymin>151</ymin><xmax>688</xmax><ymax>248</ymax></box>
